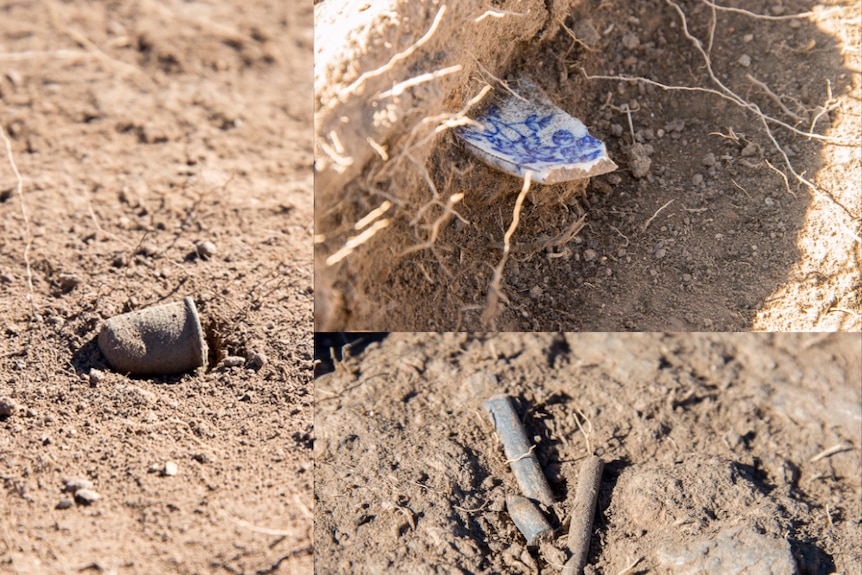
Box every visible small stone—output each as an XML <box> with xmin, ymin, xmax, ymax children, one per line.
<box><xmin>655</xmin><ymin>247</ymin><xmax>667</xmax><ymax>259</ymax></box>
<box><xmin>702</xmin><ymin>152</ymin><xmax>717</xmax><ymax>167</ymax></box>
<box><xmin>56</xmin><ymin>498</ymin><xmax>74</xmax><ymax>510</ymax></box>
<box><xmin>221</xmin><ymin>356</ymin><xmax>246</xmax><ymax>368</ymax></box>
<box><xmin>137</xmin><ymin>242</ymin><xmax>158</xmax><ymax>257</ymax></box>
<box><xmin>572</xmin><ymin>19</ymin><xmax>600</xmax><ymax>47</ymax></box>
<box><xmin>89</xmin><ymin>368</ymin><xmax>105</xmax><ymax>386</ymax></box>
<box><xmin>692</xmin><ymin>174</ymin><xmax>704</xmax><ymax>186</ymax></box>
<box><xmin>191</xmin><ymin>452</ymin><xmax>213</xmax><ymax>464</ymax></box>
<box><xmin>738</xmin><ymin>54</ymin><xmax>751</xmax><ymax>67</ymax></box>
<box><xmin>770</xmin><ymin>5</ymin><xmax>786</xmax><ymax>16</ymax></box>
<box><xmin>682</xmin><ymin>273</ymin><xmax>692</xmax><ymax>282</ymax></box>
<box><xmin>196</xmin><ymin>240</ymin><xmax>217</xmax><ymax>259</ymax></box>
<box><xmin>74</xmin><ymin>489</ymin><xmax>101</xmax><ymax>505</ymax></box>
<box><xmin>63</xmin><ymin>477</ymin><xmax>94</xmax><ymax>493</ymax></box>
<box><xmin>741</xmin><ymin>143</ymin><xmax>758</xmax><ymax>157</ymax></box>
<box><xmin>162</xmin><ymin>461</ymin><xmax>178</xmax><ymax>477</ymax></box>
<box><xmin>58</xmin><ymin>273</ymin><xmax>83</xmax><ymax>292</ymax></box>
<box><xmin>665</xmin><ymin>118</ymin><xmax>685</xmax><ymax>133</ymax></box>
<box><xmin>583</xmin><ymin>249</ymin><xmax>598</xmax><ymax>262</ymax></box>
<box><xmin>622</xmin><ymin>32</ymin><xmax>640</xmax><ymax>50</ymax></box>
<box><xmin>610</xmin><ymin>123</ymin><xmax>624</xmax><ymax>137</ymax></box>
<box><xmin>0</xmin><ymin>397</ymin><xmax>17</xmax><ymax>417</ymax></box>
<box><xmin>248</xmin><ymin>350</ymin><xmax>267</xmax><ymax>370</ymax></box>
<box><xmin>789</xmin><ymin>19</ymin><xmax>801</xmax><ymax>29</ymax></box>
<box><xmin>529</xmin><ymin>285</ymin><xmax>543</xmax><ymax>299</ymax></box>
<box><xmin>658</xmin><ymin>526</ymin><xmax>796</xmax><ymax>575</ymax></box>
<box><xmin>743</xmin><ymin>34</ymin><xmax>754</xmax><ymax>43</ymax></box>
<box><xmin>607</xmin><ymin>174</ymin><xmax>622</xmax><ymax>186</ymax></box>
<box><xmin>765</xmin><ymin>197</ymin><xmax>776</xmax><ymax>206</ymax></box>
<box><xmin>627</xmin><ymin>143</ymin><xmax>653</xmax><ymax>179</ymax></box>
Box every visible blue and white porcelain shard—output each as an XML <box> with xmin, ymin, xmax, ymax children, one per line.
<box><xmin>456</xmin><ymin>78</ymin><xmax>617</xmax><ymax>185</ymax></box>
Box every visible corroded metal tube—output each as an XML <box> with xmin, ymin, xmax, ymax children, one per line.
<box><xmin>484</xmin><ymin>393</ymin><xmax>555</xmax><ymax>507</ymax></box>
<box><xmin>562</xmin><ymin>455</ymin><xmax>604</xmax><ymax>575</ymax></box>
<box><xmin>506</xmin><ymin>494</ymin><xmax>554</xmax><ymax>547</ymax></box>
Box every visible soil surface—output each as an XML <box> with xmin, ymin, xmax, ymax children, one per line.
<box><xmin>0</xmin><ymin>1</ymin><xmax>313</xmax><ymax>573</ymax></box>
<box><xmin>314</xmin><ymin>332</ymin><xmax>862</xmax><ymax>574</ymax></box>
<box><xmin>315</xmin><ymin>0</ymin><xmax>861</xmax><ymax>332</ymax></box>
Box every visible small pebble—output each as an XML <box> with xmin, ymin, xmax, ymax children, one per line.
<box><xmin>692</xmin><ymin>174</ymin><xmax>704</xmax><ymax>186</ymax></box>
<box><xmin>627</xmin><ymin>143</ymin><xmax>653</xmax><ymax>179</ymax></box>
<box><xmin>702</xmin><ymin>152</ymin><xmax>717</xmax><ymax>167</ymax></box>
<box><xmin>162</xmin><ymin>461</ymin><xmax>178</xmax><ymax>477</ymax></box>
<box><xmin>658</xmin><ymin>526</ymin><xmax>796</xmax><ymax>575</ymax></box>
<box><xmin>741</xmin><ymin>143</ymin><xmax>758</xmax><ymax>157</ymax></box>
<box><xmin>192</xmin><ymin>452</ymin><xmax>213</xmax><ymax>464</ymax></box>
<box><xmin>58</xmin><ymin>273</ymin><xmax>83</xmax><ymax>292</ymax></box>
<box><xmin>622</xmin><ymin>32</ymin><xmax>640</xmax><ymax>50</ymax></box>
<box><xmin>789</xmin><ymin>19</ymin><xmax>801</xmax><ymax>29</ymax></box>
<box><xmin>655</xmin><ymin>247</ymin><xmax>667</xmax><ymax>259</ymax></box>
<box><xmin>221</xmin><ymin>356</ymin><xmax>246</xmax><ymax>368</ymax></box>
<box><xmin>63</xmin><ymin>477</ymin><xmax>94</xmax><ymax>493</ymax></box>
<box><xmin>74</xmin><ymin>489</ymin><xmax>101</xmax><ymax>505</ymax></box>
<box><xmin>583</xmin><ymin>249</ymin><xmax>598</xmax><ymax>262</ymax></box>
<box><xmin>738</xmin><ymin>54</ymin><xmax>751</xmax><ymax>67</ymax></box>
<box><xmin>0</xmin><ymin>397</ymin><xmax>17</xmax><ymax>417</ymax></box>
<box><xmin>665</xmin><ymin>118</ymin><xmax>685</xmax><ymax>133</ymax></box>
<box><xmin>89</xmin><ymin>368</ymin><xmax>105</xmax><ymax>386</ymax></box>
<box><xmin>248</xmin><ymin>350</ymin><xmax>267</xmax><ymax>370</ymax></box>
<box><xmin>56</xmin><ymin>498</ymin><xmax>74</xmax><ymax>510</ymax></box>
<box><xmin>743</xmin><ymin>34</ymin><xmax>754</xmax><ymax>43</ymax></box>
<box><xmin>137</xmin><ymin>243</ymin><xmax>158</xmax><ymax>257</ymax></box>
<box><xmin>196</xmin><ymin>240</ymin><xmax>217</xmax><ymax>259</ymax></box>
<box><xmin>770</xmin><ymin>5</ymin><xmax>786</xmax><ymax>16</ymax></box>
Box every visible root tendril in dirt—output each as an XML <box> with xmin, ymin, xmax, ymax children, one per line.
<box><xmin>482</xmin><ymin>171</ymin><xmax>532</xmax><ymax>325</ymax></box>
<box><xmin>338</xmin><ymin>4</ymin><xmax>447</xmax><ymax>101</ymax></box>
<box><xmin>0</xmin><ymin>122</ymin><xmax>36</xmax><ymax>318</ymax></box>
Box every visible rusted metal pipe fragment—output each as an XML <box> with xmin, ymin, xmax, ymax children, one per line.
<box><xmin>506</xmin><ymin>494</ymin><xmax>554</xmax><ymax>547</ymax></box>
<box><xmin>562</xmin><ymin>455</ymin><xmax>604</xmax><ymax>575</ymax></box>
<box><xmin>484</xmin><ymin>393</ymin><xmax>555</xmax><ymax>507</ymax></box>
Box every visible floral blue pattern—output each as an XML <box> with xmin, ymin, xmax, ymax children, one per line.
<box><xmin>454</xmin><ymin>77</ymin><xmax>616</xmax><ymax>184</ymax></box>
<box><xmin>457</xmin><ymin>104</ymin><xmax>606</xmax><ymax>168</ymax></box>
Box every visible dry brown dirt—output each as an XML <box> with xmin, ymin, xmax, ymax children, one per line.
<box><xmin>314</xmin><ymin>332</ymin><xmax>862</xmax><ymax>574</ymax></box>
<box><xmin>1</xmin><ymin>1</ymin><xmax>313</xmax><ymax>573</ymax></box>
<box><xmin>314</xmin><ymin>0</ymin><xmax>861</xmax><ymax>332</ymax></box>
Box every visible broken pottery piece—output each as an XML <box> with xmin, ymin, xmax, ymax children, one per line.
<box><xmin>457</xmin><ymin>77</ymin><xmax>617</xmax><ymax>184</ymax></box>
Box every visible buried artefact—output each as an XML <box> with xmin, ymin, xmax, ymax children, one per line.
<box><xmin>457</xmin><ymin>77</ymin><xmax>617</xmax><ymax>184</ymax></box>
<box><xmin>98</xmin><ymin>296</ymin><xmax>208</xmax><ymax>376</ymax></box>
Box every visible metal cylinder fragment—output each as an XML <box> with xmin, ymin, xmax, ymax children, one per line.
<box><xmin>506</xmin><ymin>494</ymin><xmax>554</xmax><ymax>547</ymax></box>
<box><xmin>484</xmin><ymin>393</ymin><xmax>555</xmax><ymax>507</ymax></box>
<box><xmin>98</xmin><ymin>296</ymin><xmax>208</xmax><ymax>376</ymax></box>
<box><xmin>562</xmin><ymin>455</ymin><xmax>604</xmax><ymax>575</ymax></box>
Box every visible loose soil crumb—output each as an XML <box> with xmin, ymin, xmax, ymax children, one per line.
<box><xmin>0</xmin><ymin>1</ymin><xmax>313</xmax><ymax>573</ymax></box>
<box><xmin>314</xmin><ymin>332</ymin><xmax>861</xmax><ymax>574</ymax></box>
